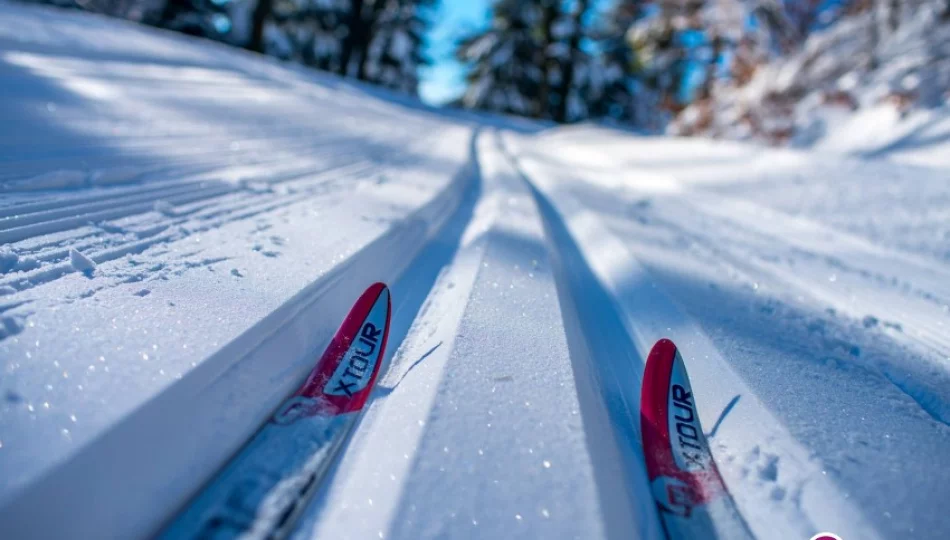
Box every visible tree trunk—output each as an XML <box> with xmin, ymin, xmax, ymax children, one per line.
<box><xmin>247</xmin><ymin>0</ymin><xmax>273</xmax><ymax>53</ymax></box>
<box><xmin>536</xmin><ymin>1</ymin><xmax>558</xmax><ymax>119</ymax></box>
<box><xmin>339</xmin><ymin>0</ymin><xmax>366</xmax><ymax>76</ymax></box>
<box><xmin>888</xmin><ymin>0</ymin><xmax>900</xmax><ymax>31</ymax></box>
<box><xmin>698</xmin><ymin>33</ymin><xmax>724</xmax><ymax>101</ymax></box>
<box><xmin>868</xmin><ymin>0</ymin><xmax>884</xmax><ymax>69</ymax></box>
<box><xmin>555</xmin><ymin>0</ymin><xmax>590</xmax><ymax>123</ymax></box>
<box><xmin>356</xmin><ymin>0</ymin><xmax>386</xmax><ymax>81</ymax></box>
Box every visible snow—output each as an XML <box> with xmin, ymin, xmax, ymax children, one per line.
<box><xmin>1</xmin><ymin>3</ymin><xmax>949</xmax><ymax>540</ymax></box>
<box><xmin>513</xmin><ymin>126</ymin><xmax>950</xmax><ymax>538</ymax></box>
<box><xmin>68</xmin><ymin>248</ymin><xmax>96</xmax><ymax>275</ymax></box>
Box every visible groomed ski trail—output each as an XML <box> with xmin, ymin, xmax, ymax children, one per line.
<box><xmin>291</xmin><ymin>130</ymin><xmax>648</xmax><ymax>540</ymax></box>
<box><xmin>2</xmin><ymin>4</ymin><xmax>950</xmax><ymax>540</ymax></box>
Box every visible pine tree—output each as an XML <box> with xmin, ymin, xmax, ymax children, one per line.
<box><xmin>456</xmin><ymin>0</ymin><xmax>545</xmax><ymax>117</ymax></box>
<box><xmin>241</xmin><ymin>0</ymin><xmax>429</xmax><ymax>95</ymax></box>
<box><xmin>338</xmin><ymin>0</ymin><xmax>381</xmax><ymax>78</ymax></box>
<box><xmin>362</xmin><ymin>0</ymin><xmax>434</xmax><ymax>95</ymax></box>
<box><xmin>536</xmin><ymin>0</ymin><xmax>559</xmax><ymax>119</ymax></box>
<box><xmin>457</xmin><ymin>0</ymin><xmax>601</xmax><ymax>121</ymax></box>
<box><xmin>624</xmin><ymin>0</ymin><xmax>689</xmax><ymax>113</ymax></box>
<box><xmin>584</xmin><ymin>0</ymin><xmax>652</xmax><ymax>126</ymax></box>
<box><xmin>268</xmin><ymin>0</ymin><xmax>349</xmax><ymax>71</ymax></box>
<box><xmin>553</xmin><ymin>0</ymin><xmax>592</xmax><ymax>123</ymax></box>
<box><xmin>248</xmin><ymin>0</ymin><xmax>275</xmax><ymax>51</ymax></box>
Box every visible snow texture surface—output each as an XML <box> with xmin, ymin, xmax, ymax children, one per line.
<box><xmin>0</xmin><ymin>3</ymin><xmax>948</xmax><ymax>540</ymax></box>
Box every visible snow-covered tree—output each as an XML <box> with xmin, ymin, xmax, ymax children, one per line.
<box><xmin>457</xmin><ymin>0</ymin><xmax>601</xmax><ymax>121</ymax></box>
<box><xmin>263</xmin><ymin>0</ymin><xmax>348</xmax><ymax>71</ymax></box>
<box><xmin>456</xmin><ymin>0</ymin><xmax>546</xmax><ymax>117</ymax></box>
<box><xmin>243</xmin><ymin>0</ymin><xmax>430</xmax><ymax>95</ymax></box>
<box><xmin>362</xmin><ymin>0</ymin><xmax>434</xmax><ymax>94</ymax></box>
<box><xmin>552</xmin><ymin>0</ymin><xmax>592</xmax><ymax>122</ymax></box>
<box><xmin>26</xmin><ymin>0</ymin><xmax>431</xmax><ymax>96</ymax></box>
<box><xmin>582</xmin><ymin>0</ymin><xmax>653</xmax><ymax>126</ymax></box>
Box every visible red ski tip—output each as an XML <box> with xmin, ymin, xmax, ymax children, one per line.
<box><xmin>640</xmin><ymin>338</ymin><xmax>727</xmax><ymax>517</ymax></box>
<box><xmin>273</xmin><ymin>283</ymin><xmax>391</xmax><ymax>423</ymax></box>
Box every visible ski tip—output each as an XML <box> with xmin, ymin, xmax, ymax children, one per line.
<box><xmin>640</xmin><ymin>338</ymin><xmax>729</xmax><ymax>519</ymax></box>
<box><xmin>647</xmin><ymin>338</ymin><xmax>676</xmax><ymax>358</ymax></box>
<box><xmin>641</xmin><ymin>338</ymin><xmax>677</xmax><ymax>422</ymax></box>
<box><xmin>274</xmin><ymin>283</ymin><xmax>391</xmax><ymax>423</ymax></box>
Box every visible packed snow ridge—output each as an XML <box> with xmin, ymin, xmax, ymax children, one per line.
<box><xmin>1</xmin><ymin>3</ymin><xmax>949</xmax><ymax>540</ymax></box>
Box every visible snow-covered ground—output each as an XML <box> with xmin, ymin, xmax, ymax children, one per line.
<box><xmin>1</xmin><ymin>3</ymin><xmax>949</xmax><ymax>539</ymax></box>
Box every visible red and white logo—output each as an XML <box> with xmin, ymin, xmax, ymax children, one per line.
<box><xmin>640</xmin><ymin>339</ymin><xmax>728</xmax><ymax>516</ymax></box>
<box><xmin>273</xmin><ymin>283</ymin><xmax>391</xmax><ymax>422</ymax></box>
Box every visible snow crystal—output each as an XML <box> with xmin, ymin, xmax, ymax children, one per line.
<box><xmin>68</xmin><ymin>249</ymin><xmax>96</xmax><ymax>276</ymax></box>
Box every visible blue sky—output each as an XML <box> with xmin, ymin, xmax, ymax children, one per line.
<box><xmin>419</xmin><ymin>0</ymin><xmax>491</xmax><ymax>105</ymax></box>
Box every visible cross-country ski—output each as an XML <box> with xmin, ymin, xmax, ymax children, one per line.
<box><xmin>161</xmin><ymin>283</ymin><xmax>390</xmax><ymax>540</ymax></box>
<box><xmin>641</xmin><ymin>338</ymin><xmax>752</xmax><ymax>539</ymax></box>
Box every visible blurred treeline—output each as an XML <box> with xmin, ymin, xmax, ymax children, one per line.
<box><xmin>26</xmin><ymin>0</ymin><xmax>433</xmax><ymax>95</ymax></box>
<box><xmin>455</xmin><ymin>0</ymin><xmax>950</xmax><ymax>128</ymax></box>
<box><xmin>22</xmin><ymin>0</ymin><xmax>950</xmax><ymax>131</ymax></box>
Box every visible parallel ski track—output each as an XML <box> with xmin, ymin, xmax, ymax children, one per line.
<box><xmin>501</xmin><ymin>131</ymin><xmax>881</xmax><ymax>540</ymax></box>
<box><xmin>0</xmin><ymin>123</ymin><xmax>479</xmax><ymax>540</ymax></box>
<box><xmin>687</xmin><ymin>193</ymin><xmax>950</xmax><ymax>359</ymax></box>
<box><xmin>0</xmin><ymin>122</ymin><xmax>452</xmax><ymax>293</ymax></box>
<box><xmin>0</xmin><ymin>129</ymin><xmax>414</xmax><ymax>186</ymax></box>
<box><xmin>488</xmin><ymin>130</ymin><xmax>663</xmax><ymax>540</ymax></box>
<box><xmin>571</xmin><ymin>183</ymin><xmax>950</xmax><ymax>424</ymax></box>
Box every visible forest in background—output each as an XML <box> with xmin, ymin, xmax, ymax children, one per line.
<box><xmin>20</xmin><ymin>0</ymin><xmax>950</xmax><ymax>141</ymax></box>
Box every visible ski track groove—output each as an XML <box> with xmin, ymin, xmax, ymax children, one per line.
<box><xmin>493</xmin><ymin>132</ymin><xmax>664</xmax><ymax>540</ymax></box>
<box><xmin>0</xmin><ymin>114</ymin><xmax>444</xmax><ymax>290</ymax></box>
<box><xmin>0</xmin><ymin>153</ymin><xmax>397</xmax><ymax>294</ymax></box>
<box><xmin>2</xmin><ymin>189</ymin><xmax>300</xmax><ymax>292</ymax></box>
<box><xmin>501</xmin><ymin>131</ymin><xmax>883</xmax><ymax>540</ymax></box>
<box><xmin>0</xmin><ymin>120</ymin><xmax>443</xmax><ymax>192</ymax></box>
<box><xmin>1</xmin><ymin>154</ymin><xmax>374</xmax><ymax>235</ymax></box>
<box><xmin>0</xmin><ymin>129</ymin><xmax>380</xmax><ymax>175</ymax></box>
<box><xmin>688</xmin><ymin>192</ymin><xmax>950</xmax><ymax>306</ymax></box>
<box><xmin>643</xmin><ymin>192</ymin><xmax>950</xmax><ymax>392</ymax></box>
<box><xmin>585</xmin><ymin>182</ymin><xmax>950</xmax><ymax>429</ymax></box>
<box><xmin>0</xmin><ymin>137</ymin><xmax>379</xmax><ymax>197</ymax></box>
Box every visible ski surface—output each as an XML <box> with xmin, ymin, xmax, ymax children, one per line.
<box><xmin>640</xmin><ymin>338</ymin><xmax>752</xmax><ymax>539</ymax></box>
<box><xmin>161</xmin><ymin>282</ymin><xmax>391</xmax><ymax>540</ymax></box>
